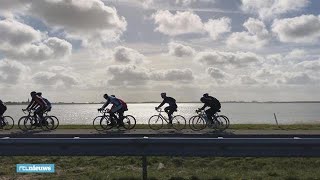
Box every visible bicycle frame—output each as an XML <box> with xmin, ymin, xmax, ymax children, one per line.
<box><xmin>155</xmin><ymin>108</ymin><xmax>170</xmax><ymax>123</ymax></box>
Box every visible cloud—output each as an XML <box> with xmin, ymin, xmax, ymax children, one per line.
<box><xmin>28</xmin><ymin>0</ymin><xmax>127</xmax><ymax>46</ymax></box>
<box><xmin>240</xmin><ymin>75</ymin><xmax>258</xmax><ymax>85</ymax></box>
<box><xmin>152</xmin><ymin>10</ymin><xmax>203</xmax><ymax>36</ymax></box>
<box><xmin>195</xmin><ymin>50</ymin><xmax>261</xmax><ymax>67</ymax></box>
<box><xmin>107</xmin><ymin>65</ymin><xmax>150</xmax><ymax>86</ymax></box>
<box><xmin>241</xmin><ymin>0</ymin><xmax>309</xmax><ymax>20</ymax></box>
<box><xmin>113</xmin><ymin>46</ymin><xmax>145</xmax><ymax>64</ymax></box>
<box><xmin>152</xmin><ymin>10</ymin><xmax>231</xmax><ymax>40</ymax></box>
<box><xmin>272</xmin><ymin>14</ymin><xmax>320</xmax><ymax>43</ymax></box>
<box><xmin>277</xmin><ymin>72</ymin><xmax>314</xmax><ymax>85</ymax></box>
<box><xmin>152</xmin><ymin>68</ymin><xmax>194</xmax><ymax>81</ymax></box>
<box><xmin>294</xmin><ymin>60</ymin><xmax>320</xmax><ymax>71</ymax></box>
<box><xmin>227</xmin><ymin>18</ymin><xmax>269</xmax><ymax>49</ymax></box>
<box><xmin>168</xmin><ymin>42</ymin><xmax>195</xmax><ymax>57</ymax></box>
<box><xmin>0</xmin><ymin>19</ymin><xmax>42</xmax><ymax>48</ymax></box>
<box><xmin>0</xmin><ymin>59</ymin><xmax>30</xmax><ymax>84</ymax></box>
<box><xmin>32</xmin><ymin>71</ymin><xmax>80</xmax><ymax>87</ymax></box>
<box><xmin>203</xmin><ymin>17</ymin><xmax>231</xmax><ymax>40</ymax></box>
<box><xmin>2</xmin><ymin>37</ymin><xmax>72</xmax><ymax>61</ymax></box>
<box><xmin>0</xmin><ymin>0</ymin><xmax>30</xmax><ymax>18</ymax></box>
<box><xmin>107</xmin><ymin>65</ymin><xmax>195</xmax><ymax>87</ymax></box>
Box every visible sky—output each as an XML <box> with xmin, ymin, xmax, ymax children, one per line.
<box><xmin>0</xmin><ymin>0</ymin><xmax>320</xmax><ymax>103</ymax></box>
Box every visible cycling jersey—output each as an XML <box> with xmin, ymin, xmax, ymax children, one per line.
<box><xmin>158</xmin><ymin>97</ymin><xmax>177</xmax><ymax>108</ymax></box>
<box><xmin>101</xmin><ymin>96</ymin><xmax>122</xmax><ymax>109</ymax></box>
<box><xmin>200</xmin><ymin>96</ymin><xmax>221</xmax><ymax>110</ymax></box>
<box><xmin>27</xmin><ymin>95</ymin><xmax>47</xmax><ymax>110</ymax></box>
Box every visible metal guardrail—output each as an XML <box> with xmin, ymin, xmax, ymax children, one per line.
<box><xmin>2</xmin><ymin>137</ymin><xmax>320</xmax><ymax>179</ymax></box>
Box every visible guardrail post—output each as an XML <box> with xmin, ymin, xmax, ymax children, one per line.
<box><xmin>142</xmin><ymin>156</ymin><xmax>147</xmax><ymax>180</ymax></box>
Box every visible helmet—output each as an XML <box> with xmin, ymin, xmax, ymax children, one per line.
<box><xmin>30</xmin><ymin>91</ymin><xmax>37</xmax><ymax>96</ymax></box>
<box><xmin>203</xmin><ymin>93</ymin><xmax>209</xmax><ymax>97</ymax></box>
<box><xmin>36</xmin><ymin>92</ymin><xmax>42</xmax><ymax>96</ymax></box>
<box><xmin>103</xmin><ymin>94</ymin><xmax>109</xmax><ymax>99</ymax></box>
<box><xmin>200</xmin><ymin>97</ymin><xmax>205</xmax><ymax>103</ymax></box>
<box><xmin>161</xmin><ymin>92</ymin><xmax>166</xmax><ymax>97</ymax></box>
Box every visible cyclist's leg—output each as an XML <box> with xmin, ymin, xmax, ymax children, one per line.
<box><xmin>205</xmin><ymin>108</ymin><xmax>214</xmax><ymax>123</ymax></box>
<box><xmin>165</xmin><ymin>106</ymin><xmax>174</xmax><ymax>124</ymax></box>
<box><xmin>0</xmin><ymin>107</ymin><xmax>5</xmax><ymax>127</ymax></box>
<box><xmin>117</xmin><ymin>109</ymin><xmax>125</xmax><ymax>126</ymax></box>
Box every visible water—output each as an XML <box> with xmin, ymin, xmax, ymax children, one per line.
<box><xmin>4</xmin><ymin>103</ymin><xmax>320</xmax><ymax>125</ymax></box>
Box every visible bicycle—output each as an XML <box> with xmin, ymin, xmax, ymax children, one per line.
<box><xmin>44</xmin><ymin>111</ymin><xmax>59</xmax><ymax>130</ymax></box>
<box><xmin>0</xmin><ymin>115</ymin><xmax>14</xmax><ymax>130</ymax></box>
<box><xmin>189</xmin><ymin>109</ymin><xmax>229</xmax><ymax>131</ymax></box>
<box><xmin>18</xmin><ymin>109</ymin><xmax>55</xmax><ymax>131</ymax></box>
<box><xmin>148</xmin><ymin>108</ymin><xmax>186</xmax><ymax>131</ymax></box>
<box><xmin>93</xmin><ymin>109</ymin><xmax>136</xmax><ymax>131</ymax></box>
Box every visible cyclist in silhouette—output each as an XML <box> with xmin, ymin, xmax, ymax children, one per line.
<box><xmin>0</xmin><ymin>100</ymin><xmax>7</xmax><ymax>127</ymax></box>
<box><xmin>36</xmin><ymin>92</ymin><xmax>52</xmax><ymax>112</ymax></box>
<box><xmin>197</xmin><ymin>93</ymin><xmax>221</xmax><ymax>124</ymax></box>
<box><xmin>23</xmin><ymin>91</ymin><xmax>48</xmax><ymax>125</ymax></box>
<box><xmin>155</xmin><ymin>93</ymin><xmax>177</xmax><ymax>124</ymax></box>
<box><xmin>98</xmin><ymin>94</ymin><xmax>126</xmax><ymax>127</ymax></box>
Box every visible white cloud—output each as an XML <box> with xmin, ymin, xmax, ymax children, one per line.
<box><xmin>0</xmin><ymin>0</ymin><xmax>30</xmax><ymax>18</ymax></box>
<box><xmin>227</xmin><ymin>18</ymin><xmax>269</xmax><ymax>49</ymax></box>
<box><xmin>168</xmin><ymin>42</ymin><xmax>195</xmax><ymax>57</ymax></box>
<box><xmin>152</xmin><ymin>10</ymin><xmax>204</xmax><ymax>36</ymax></box>
<box><xmin>241</xmin><ymin>0</ymin><xmax>309</xmax><ymax>20</ymax></box>
<box><xmin>295</xmin><ymin>60</ymin><xmax>320</xmax><ymax>71</ymax></box>
<box><xmin>107</xmin><ymin>65</ymin><xmax>195</xmax><ymax>87</ymax></box>
<box><xmin>203</xmin><ymin>17</ymin><xmax>231</xmax><ymax>40</ymax></box>
<box><xmin>113</xmin><ymin>46</ymin><xmax>145</xmax><ymax>64</ymax></box>
<box><xmin>32</xmin><ymin>71</ymin><xmax>80</xmax><ymax>87</ymax></box>
<box><xmin>195</xmin><ymin>50</ymin><xmax>261</xmax><ymax>67</ymax></box>
<box><xmin>152</xmin><ymin>68</ymin><xmax>194</xmax><ymax>81</ymax></box>
<box><xmin>240</xmin><ymin>75</ymin><xmax>258</xmax><ymax>85</ymax></box>
<box><xmin>277</xmin><ymin>72</ymin><xmax>314</xmax><ymax>84</ymax></box>
<box><xmin>272</xmin><ymin>14</ymin><xmax>320</xmax><ymax>43</ymax></box>
<box><xmin>0</xmin><ymin>59</ymin><xmax>30</xmax><ymax>84</ymax></box>
<box><xmin>28</xmin><ymin>0</ymin><xmax>127</xmax><ymax>46</ymax></box>
<box><xmin>0</xmin><ymin>19</ymin><xmax>42</xmax><ymax>48</ymax></box>
<box><xmin>3</xmin><ymin>37</ymin><xmax>72</xmax><ymax>61</ymax></box>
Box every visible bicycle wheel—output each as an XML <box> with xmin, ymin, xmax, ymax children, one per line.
<box><xmin>50</xmin><ymin>116</ymin><xmax>59</xmax><ymax>130</ymax></box>
<box><xmin>216</xmin><ymin>115</ymin><xmax>229</xmax><ymax>131</ymax></box>
<box><xmin>24</xmin><ymin>116</ymin><xmax>37</xmax><ymax>130</ymax></box>
<box><xmin>100</xmin><ymin>115</ymin><xmax>114</xmax><ymax>130</ymax></box>
<box><xmin>172</xmin><ymin>115</ymin><xmax>186</xmax><ymax>131</ymax></box>
<box><xmin>189</xmin><ymin>116</ymin><xmax>206</xmax><ymax>131</ymax></box>
<box><xmin>123</xmin><ymin>115</ymin><xmax>136</xmax><ymax>130</ymax></box>
<box><xmin>3</xmin><ymin>116</ymin><xmax>14</xmax><ymax>130</ymax></box>
<box><xmin>93</xmin><ymin>116</ymin><xmax>104</xmax><ymax>131</ymax></box>
<box><xmin>18</xmin><ymin>116</ymin><xmax>28</xmax><ymax>131</ymax></box>
<box><xmin>148</xmin><ymin>115</ymin><xmax>163</xmax><ymax>130</ymax></box>
<box><xmin>222</xmin><ymin>115</ymin><xmax>230</xmax><ymax>129</ymax></box>
<box><xmin>41</xmin><ymin>116</ymin><xmax>55</xmax><ymax>130</ymax></box>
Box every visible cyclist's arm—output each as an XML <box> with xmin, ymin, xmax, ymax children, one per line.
<box><xmin>26</xmin><ymin>99</ymin><xmax>36</xmax><ymax>110</ymax></box>
<box><xmin>199</xmin><ymin>104</ymin><xmax>207</xmax><ymax>110</ymax></box>
<box><xmin>101</xmin><ymin>99</ymin><xmax>110</xmax><ymax>109</ymax></box>
<box><xmin>157</xmin><ymin>100</ymin><xmax>165</xmax><ymax>109</ymax></box>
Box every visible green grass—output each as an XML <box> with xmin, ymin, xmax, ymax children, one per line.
<box><xmin>2</xmin><ymin>156</ymin><xmax>320</xmax><ymax>179</ymax></box>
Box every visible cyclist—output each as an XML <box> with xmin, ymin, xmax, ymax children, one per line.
<box><xmin>197</xmin><ymin>93</ymin><xmax>221</xmax><ymax>124</ymax></box>
<box><xmin>155</xmin><ymin>92</ymin><xmax>177</xmax><ymax>124</ymax></box>
<box><xmin>36</xmin><ymin>92</ymin><xmax>52</xmax><ymax>112</ymax></box>
<box><xmin>0</xmin><ymin>100</ymin><xmax>7</xmax><ymax>127</ymax></box>
<box><xmin>98</xmin><ymin>94</ymin><xmax>126</xmax><ymax>127</ymax></box>
<box><xmin>23</xmin><ymin>91</ymin><xmax>48</xmax><ymax>125</ymax></box>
